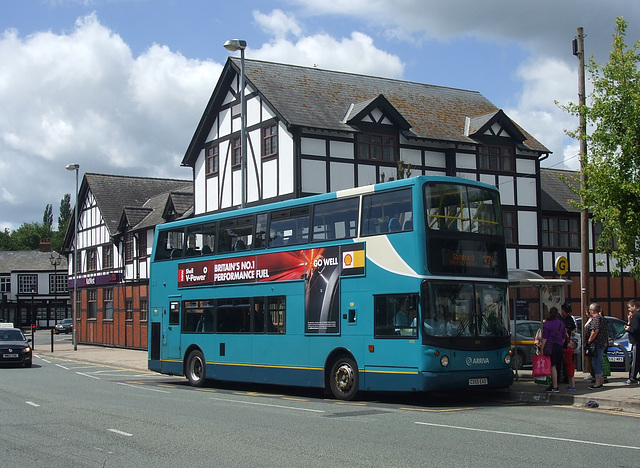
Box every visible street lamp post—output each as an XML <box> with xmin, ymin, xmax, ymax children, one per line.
<box><xmin>223</xmin><ymin>39</ymin><xmax>247</xmax><ymax>209</ymax></box>
<box><xmin>49</xmin><ymin>253</ymin><xmax>62</xmax><ymax>327</ymax></box>
<box><xmin>66</xmin><ymin>163</ymin><xmax>79</xmax><ymax>351</ymax></box>
<box><xmin>31</xmin><ymin>286</ymin><xmax>36</xmax><ymax>351</ymax></box>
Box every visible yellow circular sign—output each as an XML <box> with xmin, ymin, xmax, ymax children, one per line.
<box><xmin>555</xmin><ymin>256</ymin><xmax>568</xmax><ymax>275</ymax></box>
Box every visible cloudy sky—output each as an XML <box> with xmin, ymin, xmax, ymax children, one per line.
<box><xmin>1</xmin><ymin>0</ymin><xmax>638</xmax><ymax>232</ymax></box>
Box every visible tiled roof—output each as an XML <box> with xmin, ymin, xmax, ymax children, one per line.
<box><xmin>84</xmin><ymin>173</ymin><xmax>191</xmax><ymax>235</ymax></box>
<box><xmin>540</xmin><ymin>168</ymin><xmax>581</xmax><ymax>213</ymax></box>
<box><xmin>0</xmin><ymin>250</ymin><xmax>67</xmax><ymax>272</ymax></box>
<box><xmin>237</xmin><ymin>59</ymin><xmax>548</xmax><ymax>151</ymax></box>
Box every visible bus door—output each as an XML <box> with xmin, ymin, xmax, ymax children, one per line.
<box><xmin>161</xmin><ymin>297</ymin><xmax>182</xmax><ymax>373</ymax></box>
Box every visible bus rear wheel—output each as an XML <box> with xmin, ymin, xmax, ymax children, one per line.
<box><xmin>186</xmin><ymin>350</ymin><xmax>206</xmax><ymax>387</ymax></box>
<box><xmin>329</xmin><ymin>356</ymin><xmax>359</xmax><ymax>400</ymax></box>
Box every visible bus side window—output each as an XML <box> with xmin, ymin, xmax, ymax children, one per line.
<box><xmin>373</xmin><ymin>293</ymin><xmax>418</xmax><ymax>338</ymax></box>
<box><xmin>169</xmin><ymin>301</ymin><xmax>180</xmax><ymax>326</ymax></box>
<box><xmin>267</xmin><ymin>296</ymin><xmax>286</xmax><ymax>334</ymax></box>
<box><xmin>362</xmin><ymin>189</ymin><xmax>412</xmax><ymax>237</ymax></box>
<box><xmin>269</xmin><ymin>207</ymin><xmax>309</xmax><ymax>247</ymax></box>
<box><xmin>220</xmin><ymin>216</ymin><xmax>254</xmax><ymax>252</ymax></box>
<box><xmin>311</xmin><ymin>197</ymin><xmax>359</xmax><ymax>242</ymax></box>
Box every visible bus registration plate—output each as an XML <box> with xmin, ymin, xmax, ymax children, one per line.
<box><xmin>469</xmin><ymin>378</ymin><xmax>488</xmax><ymax>386</ymax></box>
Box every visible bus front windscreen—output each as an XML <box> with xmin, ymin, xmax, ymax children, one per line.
<box><xmin>421</xmin><ymin>281</ymin><xmax>509</xmax><ymax>347</ymax></box>
<box><xmin>424</xmin><ymin>183</ymin><xmax>501</xmax><ymax>235</ymax></box>
<box><xmin>423</xmin><ymin>182</ymin><xmax>506</xmax><ymax>277</ymax></box>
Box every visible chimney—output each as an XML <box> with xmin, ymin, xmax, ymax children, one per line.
<box><xmin>39</xmin><ymin>238</ymin><xmax>51</xmax><ymax>252</ymax></box>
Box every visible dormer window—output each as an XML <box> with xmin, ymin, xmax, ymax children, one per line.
<box><xmin>357</xmin><ymin>133</ymin><xmax>397</xmax><ymax>161</ymax></box>
<box><xmin>478</xmin><ymin>145</ymin><xmax>513</xmax><ymax>172</ymax></box>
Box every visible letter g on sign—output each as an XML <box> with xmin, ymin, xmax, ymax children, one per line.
<box><xmin>555</xmin><ymin>256</ymin><xmax>568</xmax><ymax>276</ymax></box>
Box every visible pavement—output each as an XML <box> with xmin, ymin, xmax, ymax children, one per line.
<box><xmin>33</xmin><ymin>340</ymin><xmax>640</xmax><ymax>413</ymax></box>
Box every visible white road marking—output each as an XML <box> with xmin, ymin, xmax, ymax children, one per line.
<box><xmin>55</xmin><ymin>364</ymin><xmax>70</xmax><ymax>370</ymax></box>
<box><xmin>211</xmin><ymin>396</ymin><xmax>325</xmax><ymax>413</ymax></box>
<box><xmin>117</xmin><ymin>382</ymin><xmax>172</xmax><ymax>393</ymax></box>
<box><xmin>25</xmin><ymin>401</ymin><xmax>40</xmax><ymax>407</ymax></box>
<box><xmin>415</xmin><ymin>422</ymin><xmax>640</xmax><ymax>451</ymax></box>
<box><xmin>76</xmin><ymin>372</ymin><xmax>100</xmax><ymax>380</ymax></box>
<box><xmin>108</xmin><ymin>429</ymin><xmax>133</xmax><ymax>437</ymax></box>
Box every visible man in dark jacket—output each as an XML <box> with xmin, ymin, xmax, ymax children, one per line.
<box><xmin>559</xmin><ymin>302</ymin><xmax>576</xmax><ymax>383</ymax></box>
<box><xmin>624</xmin><ymin>300</ymin><xmax>640</xmax><ymax>384</ymax></box>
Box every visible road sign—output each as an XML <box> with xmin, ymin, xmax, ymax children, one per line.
<box><xmin>555</xmin><ymin>256</ymin><xmax>568</xmax><ymax>275</ymax></box>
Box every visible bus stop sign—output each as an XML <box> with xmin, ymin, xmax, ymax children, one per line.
<box><xmin>555</xmin><ymin>256</ymin><xmax>568</xmax><ymax>276</ymax></box>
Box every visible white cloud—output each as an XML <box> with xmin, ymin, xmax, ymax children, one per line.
<box><xmin>0</xmin><ymin>14</ymin><xmax>221</xmax><ymax>230</ymax></box>
<box><xmin>251</xmin><ymin>30</ymin><xmax>404</xmax><ymax>78</ymax></box>
<box><xmin>253</xmin><ymin>9</ymin><xmax>302</xmax><ymax>40</ymax></box>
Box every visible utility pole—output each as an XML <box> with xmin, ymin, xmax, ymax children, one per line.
<box><xmin>573</xmin><ymin>27</ymin><xmax>589</xmax><ymax>369</ymax></box>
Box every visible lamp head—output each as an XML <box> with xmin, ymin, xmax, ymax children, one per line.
<box><xmin>223</xmin><ymin>39</ymin><xmax>247</xmax><ymax>52</ymax></box>
<box><xmin>66</xmin><ymin>163</ymin><xmax>80</xmax><ymax>171</ymax></box>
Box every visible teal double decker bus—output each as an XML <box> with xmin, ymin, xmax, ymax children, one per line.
<box><xmin>148</xmin><ymin>176</ymin><xmax>513</xmax><ymax>400</ymax></box>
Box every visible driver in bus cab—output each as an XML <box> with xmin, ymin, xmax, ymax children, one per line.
<box><xmin>394</xmin><ymin>302</ymin><xmax>409</xmax><ymax>327</ymax></box>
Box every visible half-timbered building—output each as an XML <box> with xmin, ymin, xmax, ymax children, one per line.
<box><xmin>63</xmin><ymin>173</ymin><xmax>192</xmax><ymax>348</ymax></box>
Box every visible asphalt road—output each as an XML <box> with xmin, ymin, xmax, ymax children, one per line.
<box><xmin>2</xmin><ymin>344</ymin><xmax>640</xmax><ymax>468</ymax></box>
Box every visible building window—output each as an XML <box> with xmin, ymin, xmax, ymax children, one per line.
<box><xmin>103</xmin><ymin>245</ymin><xmax>113</xmax><ymax>269</ymax></box>
<box><xmin>140</xmin><ymin>299</ymin><xmax>148</xmax><ymax>322</ymax></box>
<box><xmin>138</xmin><ymin>233</ymin><xmax>147</xmax><ymax>258</ymax></box>
<box><xmin>49</xmin><ymin>274</ymin><xmax>68</xmax><ymax>294</ymax></box>
<box><xmin>87</xmin><ymin>248</ymin><xmax>97</xmax><ymax>271</ymax></box>
<box><xmin>503</xmin><ymin>210</ymin><xmax>517</xmax><ymax>244</ymax></box>
<box><xmin>542</xmin><ymin>216</ymin><xmax>579</xmax><ymax>248</ymax></box>
<box><xmin>125</xmin><ymin>232</ymin><xmax>134</xmax><ymax>262</ymax></box>
<box><xmin>357</xmin><ymin>133</ymin><xmax>396</xmax><ymax>161</ymax></box>
<box><xmin>104</xmin><ymin>288</ymin><xmax>113</xmax><ymax>320</ymax></box>
<box><xmin>88</xmin><ymin>289</ymin><xmax>97</xmax><ymax>319</ymax></box>
<box><xmin>478</xmin><ymin>145</ymin><xmax>513</xmax><ymax>172</ymax></box>
<box><xmin>0</xmin><ymin>276</ymin><xmax>10</xmax><ymax>293</ymax></box>
<box><xmin>125</xmin><ymin>299</ymin><xmax>133</xmax><ymax>321</ymax></box>
<box><xmin>232</xmin><ymin>137</ymin><xmax>241</xmax><ymax>167</ymax></box>
<box><xmin>18</xmin><ymin>274</ymin><xmax>37</xmax><ymax>294</ymax></box>
<box><xmin>262</xmin><ymin>124</ymin><xmax>278</xmax><ymax>157</ymax></box>
<box><xmin>205</xmin><ymin>144</ymin><xmax>219</xmax><ymax>175</ymax></box>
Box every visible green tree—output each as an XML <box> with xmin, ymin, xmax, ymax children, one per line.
<box><xmin>43</xmin><ymin>203</ymin><xmax>53</xmax><ymax>229</ymax></box>
<box><xmin>561</xmin><ymin>17</ymin><xmax>640</xmax><ymax>278</ymax></box>
<box><xmin>0</xmin><ymin>228</ymin><xmax>11</xmax><ymax>250</ymax></box>
<box><xmin>9</xmin><ymin>222</ymin><xmax>51</xmax><ymax>250</ymax></box>
<box><xmin>58</xmin><ymin>194</ymin><xmax>71</xmax><ymax>232</ymax></box>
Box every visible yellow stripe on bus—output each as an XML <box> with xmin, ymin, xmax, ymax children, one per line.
<box><xmin>156</xmin><ymin>359</ymin><xmax>419</xmax><ymax>376</ymax></box>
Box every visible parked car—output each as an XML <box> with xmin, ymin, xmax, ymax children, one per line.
<box><xmin>54</xmin><ymin>318</ymin><xmax>73</xmax><ymax>334</ymax></box>
<box><xmin>0</xmin><ymin>323</ymin><xmax>32</xmax><ymax>368</ymax></box>
<box><xmin>574</xmin><ymin>315</ymin><xmax>629</xmax><ymax>370</ymax></box>
<box><xmin>510</xmin><ymin>320</ymin><xmax>541</xmax><ymax>369</ymax></box>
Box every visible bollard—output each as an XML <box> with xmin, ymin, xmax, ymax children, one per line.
<box><xmin>51</xmin><ymin>328</ymin><xmax>54</xmax><ymax>352</ymax></box>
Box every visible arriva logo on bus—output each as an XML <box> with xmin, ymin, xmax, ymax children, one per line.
<box><xmin>466</xmin><ymin>357</ymin><xmax>490</xmax><ymax>366</ymax></box>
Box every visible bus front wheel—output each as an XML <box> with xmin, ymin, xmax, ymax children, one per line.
<box><xmin>186</xmin><ymin>350</ymin><xmax>206</xmax><ymax>387</ymax></box>
<box><xmin>329</xmin><ymin>356</ymin><xmax>359</xmax><ymax>400</ymax></box>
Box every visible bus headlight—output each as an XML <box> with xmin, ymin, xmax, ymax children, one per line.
<box><xmin>504</xmin><ymin>354</ymin><xmax>511</xmax><ymax>366</ymax></box>
<box><xmin>440</xmin><ymin>355</ymin><xmax>449</xmax><ymax>367</ymax></box>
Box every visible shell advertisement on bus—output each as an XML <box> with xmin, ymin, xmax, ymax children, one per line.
<box><xmin>177</xmin><ymin>243</ymin><xmax>365</xmax><ymax>334</ymax></box>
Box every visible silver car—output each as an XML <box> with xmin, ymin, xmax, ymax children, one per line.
<box><xmin>510</xmin><ymin>320</ymin><xmax>541</xmax><ymax>369</ymax></box>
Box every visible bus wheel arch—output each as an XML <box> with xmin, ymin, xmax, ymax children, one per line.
<box><xmin>325</xmin><ymin>350</ymin><xmax>359</xmax><ymax>401</ymax></box>
<box><xmin>184</xmin><ymin>346</ymin><xmax>207</xmax><ymax>387</ymax></box>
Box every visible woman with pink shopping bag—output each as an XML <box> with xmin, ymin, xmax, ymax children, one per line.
<box><xmin>540</xmin><ymin>307</ymin><xmax>567</xmax><ymax>393</ymax></box>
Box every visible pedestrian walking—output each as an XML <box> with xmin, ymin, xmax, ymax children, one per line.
<box><xmin>541</xmin><ymin>307</ymin><xmax>566</xmax><ymax>393</ymax></box>
<box><xmin>559</xmin><ymin>301</ymin><xmax>576</xmax><ymax>382</ymax></box>
<box><xmin>624</xmin><ymin>300</ymin><xmax>640</xmax><ymax>385</ymax></box>
<box><xmin>586</xmin><ymin>303</ymin><xmax>608</xmax><ymax>390</ymax></box>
